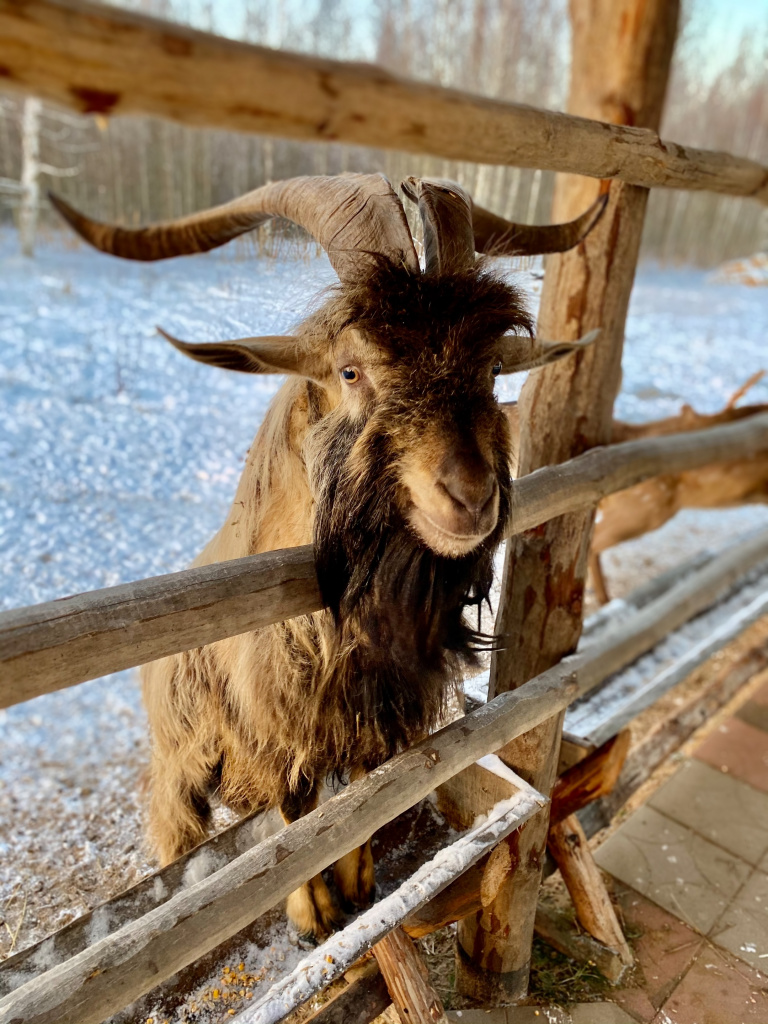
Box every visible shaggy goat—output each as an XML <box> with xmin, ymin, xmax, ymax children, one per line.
<box><xmin>52</xmin><ymin>174</ymin><xmax>604</xmax><ymax>940</ymax></box>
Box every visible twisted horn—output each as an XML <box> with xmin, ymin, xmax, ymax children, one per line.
<box><xmin>472</xmin><ymin>192</ymin><xmax>608</xmax><ymax>256</ymax></box>
<box><xmin>401</xmin><ymin>177</ymin><xmax>475</xmax><ymax>274</ymax></box>
<box><xmin>49</xmin><ymin>174</ymin><xmax>419</xmax><ymax>284</ymax></box>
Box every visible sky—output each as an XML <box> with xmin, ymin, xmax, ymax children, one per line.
<box><xmin>683</xmin><ymin>0</ymin><xmax>767</xmax><ymax>77</ymax></box>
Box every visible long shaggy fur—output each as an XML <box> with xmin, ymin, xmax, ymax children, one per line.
<box><xmin>142</xmin><ymin>260</ymin><xmax>530</xmax><ymax>878</ymax></box>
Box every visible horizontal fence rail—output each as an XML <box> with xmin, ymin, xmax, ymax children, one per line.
<box><xmin>579</xmin><ymin>589</ymin><xmax>768</xmax><ymax>747</ymax></box>
<box><xmin>4</xmin><ymin>411</ymin><xmax>768</xmax><ymax>709</ymax></box>
<box><xmin>4</xmin><ymin>527</ymin><xmax>767</xmax><ymax>1024</ymax></box>
<box><xmin>1</xmin><ymin>0</ymin><xmax>767</xmax><ymax>204</ymax></box>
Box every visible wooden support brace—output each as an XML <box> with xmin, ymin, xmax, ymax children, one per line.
<box><xmin>533</xmin><ymin>903</ymin><xmax>629</xmax><ymax>985</ymax></box>
<box><xmin>301</xmin><ymin>960</ymin><xmax>390</xmax><ymax>1024</ymax></box>
<box><xmin>547</xmin><ymin>814</ymin><xmax>633</xmax><ymax>971</ymax></box>
<box><xmin>374</xmin><ymin>928</ymin><xmax>448</xmax><ymax>1024</ymax></box>
<box><xmin>550</xmin><ymin>730</ymin><xmax>631</xmax><ymax>826</ymax></box>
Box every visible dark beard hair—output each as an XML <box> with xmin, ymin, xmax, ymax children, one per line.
<box><xmin>311</xmin><ymin>415</ymin><xmax>510</xmax><ymax>760</ymax></box>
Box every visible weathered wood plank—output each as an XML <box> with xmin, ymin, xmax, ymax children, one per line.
<box><xmin>0</xmin><ymin>545</ymin><xmax>319</xmax><ymax>708</ymax></box>
<box><xmin>547</xmin><ymin>814</ymin><xmax>633</xmax><ymax>971</ymax></box>
<box><xmin>0</xmin><ymin>1</ymin><xmax>767</xmax><ymax>202</ymax></box>
<box><xmin>532</xmin><ymin>902</ymin><xmax>628</xmax><ymax>984</ymax></box>
<box><xmin>0</xmin><ymin>806</ymin><xmax>269</xmax><ymax>998</ymax></box>
<box><xmin>5</xmin><ymin>414</ymin><xmax>768</xmax><ymax>710</ymax></box>
<box><xmin>299</xmin><ymin>962</ymin><xmax>390</xmax><ymax>1024</ymax></box>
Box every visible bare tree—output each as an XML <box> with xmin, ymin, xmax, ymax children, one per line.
<box><xmin>18</xmin><ymin>97</ymin><xmax>42</xmax><ymax>257</ymax></box>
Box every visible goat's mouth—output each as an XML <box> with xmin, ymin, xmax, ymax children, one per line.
<box><xmin>408</xmin><ymin>501</ymin><xmax>498</xmax><ymax>558</ymax></box>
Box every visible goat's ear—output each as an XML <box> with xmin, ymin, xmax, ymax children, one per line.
<box><xmin>498</xmin><ymin>328</ymin><xmax>600</xmax><ymax>373</ymax></box>
<box><xmin>157</xmin><ymin>328</ymin><xmax>325</xmax><ymax>378</ymax></box>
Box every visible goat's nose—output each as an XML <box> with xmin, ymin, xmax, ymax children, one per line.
<box><xmin>438</xmin><ymin>454</ymin><xmax>496</xmax><ymax>519</ymax></box>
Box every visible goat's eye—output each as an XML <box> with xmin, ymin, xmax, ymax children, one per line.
<box><xmin>492</xmin><ymin>361</ymin><xmax>502</xmax><ymax>377</ymax></box>
<box><xmin>340</xmin><ymin>366</ymin><xmax>361</xmax><ymax>384</ymax></box>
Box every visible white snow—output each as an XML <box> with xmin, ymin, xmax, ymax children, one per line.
<box><xmin>181</xmin><ymin>847</ymin><xmax>228</xmax><ymax>889</ymax></box>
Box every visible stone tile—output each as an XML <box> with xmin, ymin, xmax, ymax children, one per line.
<box><xmin>651</xmin><ymin>945</ymin><xmax>768</xmax><ymax>1023</ymax></box>
<box><xmin>736</xmin><ymin>699</ymin><xmax>768</xmax><ymax>734</ymax></box>
<box><xmin>609</xmin><ymin>882</ymin><xmax>704</xmax><ymax>1022</ymax></box>
<box><xmin>648</xmin><ymin>760</ymin><xmax>768</xmax><ymax>866</ymax></box>
<box><xmin>694</xmin><ymin>718</ymin><xmax>768</xmax><ymax>794</ymax></box>
<box><xmin>594</xmin><ymin>806</ymin><xmax>751</xmax><ymax>934</ymax></box>
<box><xmin>569</xmin><ymin>1006</ymin><xmax>638</xmax><ymax>1023</ymax></box>
<box><xmin>710</xmin><ymin>866</ymin><xmax>768</xmax><ymax>971</ymax></box>
<box><xmin>446</xmin><ymin>1006</ymin><xmax>636</xmax><ymax>1024</ymax></box>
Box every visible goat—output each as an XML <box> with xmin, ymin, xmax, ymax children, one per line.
<box><xmin>52</xmin><ymin>174</ymin><xmax>605</xmax><ymax>940</ymax></box>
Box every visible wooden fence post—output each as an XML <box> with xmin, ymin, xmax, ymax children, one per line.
<box><xmin>456</xmin><ymin>0</ymin><xmax>680</xmax><ymax>1004</ymax></box>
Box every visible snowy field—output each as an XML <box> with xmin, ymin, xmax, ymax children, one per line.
<box><xmin>2</xmin><ymin>231</ymin><xmax>768</xmax><ymax>998</ymax></box>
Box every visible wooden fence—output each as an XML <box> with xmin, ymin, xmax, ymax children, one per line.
<box><xmin>1</xmin><ymin>1</ymin><xmax>768</xmax><ymax>1022</ymax></box>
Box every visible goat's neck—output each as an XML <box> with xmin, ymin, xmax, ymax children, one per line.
<box><xmin>195</xmin><ymin>378</ymin><xmax>329</xmax><ymax>566</ymax></box>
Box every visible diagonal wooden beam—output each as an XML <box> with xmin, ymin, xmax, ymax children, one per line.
<box><xmin>549</xmin><ymin>730</ymin><xmax>631</xmax><ymax>826</ymax></box>
<box><xmin>0</xmin><ymin>1</ymin><xmax>766</xmax><ymax>202</ymax></box>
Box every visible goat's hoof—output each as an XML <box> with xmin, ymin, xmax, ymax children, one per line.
<box><xmin>357</xmin><ymin>885</ymin><xmax>375</xmax><ymax>910</ymax></box>
<box><xmin>339</xmin><ymin>896</ymin><xmax>357</xmax><ymax>915</ymax></box>
<box><xmin>322</xmin><ymin>903</ymin><xmax>346</xmax><ymax>934</ymax></box>
<box><xmin>340</xmin><ymin>886</ymin><xmax>375</xmax><ymax>914</ymax></box>
<box><xmin>297</xmin><ymin>931</ymin><xmax>319</xmax><ymax>949</ymax></box>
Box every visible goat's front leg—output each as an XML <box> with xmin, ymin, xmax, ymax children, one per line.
<box><xmin>334</xmin><ymin>839</ymin><xmax>375</xmax><ymax>912</ymax></box>
<box><xmin>280</xmin><ymin>785</ymin><xmax>344</xmax><ymax>944</ymax></box>
<box><xmin>333</xmin><ymin>765</ymin><xmax>376</xmax><ymax>912</ymax></box>
<box><xmin>148</xmin><ymin>744</ymin><xmax>215</xmax><ymax>866</ymax></box>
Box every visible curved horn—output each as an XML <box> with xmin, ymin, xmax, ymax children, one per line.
<box><xmin>49</xmin><ymin>174</ymin><xmax>419</xmax><ymax>284</ymax></box>
<box><xmin>401</xmin><ymin>177</ymin><xmax>475</xmax><ymax>274</ymax></box>
<box><xmin>472</xmin><ymin>193</ymin><xmax>608</xmax><ymax>256</ymax></box>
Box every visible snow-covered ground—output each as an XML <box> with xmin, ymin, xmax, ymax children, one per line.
<box><xmin>2</xmin><ymin>231</ymin><xmax>768</xmax><ymax>993</ymax></box>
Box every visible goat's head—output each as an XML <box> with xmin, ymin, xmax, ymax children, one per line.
<box><xmin>50</xmin><ymin>174</ymin><xmax>603</xmax><ymax>569</ymax></box>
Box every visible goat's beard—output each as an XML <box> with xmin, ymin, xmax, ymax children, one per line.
<box><xmin>310</xmin><ymin>414</ymin><xmax>511</xmax><ymax>762</ymax></box>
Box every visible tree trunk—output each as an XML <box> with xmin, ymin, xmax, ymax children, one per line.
<box><xmin>19</xmin><ymin>97</ymin><xmax>42</xmax><ymax>258</ymax></box>
<box><xmin>456</xmin><ymin>0</ymin><xmax>679</xmax><ymax>1004</ymax></box>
